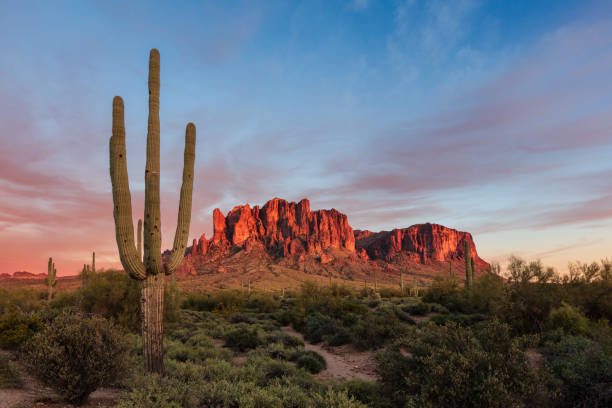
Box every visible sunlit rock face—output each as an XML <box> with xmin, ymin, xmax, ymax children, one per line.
<box><xmin>179</xmin><ymin>199</ymin><xmax>489</xmax><ymax>277</ymax></box>
<box><xmin>355</xmin><ymin>223</ymin><xmax>488</xmax><ymax>267</ymax></box>
<box><xmin>197</xmin><ymin>198</ymin><xmax>356</xmax><ymax>256</ymax></box>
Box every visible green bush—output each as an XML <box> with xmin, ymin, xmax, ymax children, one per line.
<box><xmin>351</xmin><ymin>308</ymin><xmax>410</xmax><ymax>350</ymax></box>
<box><xmin>246</xmin><ymin>292</ymin><xmax>280</xmax><ymax>313</ymax></box>
<box><xmin>224</xmin><ymin>325</ymin><xmax>263</xmax><ymax>351</ymax></box>
<box><xmin>303</xmin><ymin>313</ymin><xmax>336</xmax><ymax>343</ymax></box>
<box><xmin>549</xmin><ymin>302</ymin><xmax>589</xmax><ymax>336</ymax></box>
<box><xmin>340</xmin><ymin>380</ymin><xmax>395</xmax><ymax>408</ymax></box>
<box><xmin>79</xmin><ymin>270</ymin><xmax>141</xmax><ymax>331</ymax></box>
<box><xmin>0</xmin><ymin>309</ymin><xmax>43</xmax><ymax>350</ymax></box>
<box><xmin>377</xmin><ymin>320</ymin><xmax>542</xmax><ymax>407</ymax></box>
<box><xmin>422</xmin><ymin>276</ymin><xmax>461</xmax><ymax>305</ymax></box>
<box><xmin>403</xmin><ymin>302</ymin><xmax>431</xmax><ymax>316</ymax></box>
<box><xmin>0</xmin><ymin>288</ymin><xmax>46</xmax><ymax>315</ymax></box>
<box><xmin>544</xmin><ymin>335</ymin><xmax>612</xmax><ymax>408</ymax></box>
<box><xmin>294</xmin><ymin>350</ymin><xmax>327</xmax><ymax>374</ymax></box>
<box><xmin>311</xmin><ymin>388</ymin><xmax>367</xmax><ymax>408</ymax></box>
<box><xmin>22</xmin><ymin>311</ymin><xmax>128</xmax><ymax>405</ymax></box>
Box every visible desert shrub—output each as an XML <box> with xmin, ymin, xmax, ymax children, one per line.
<box><xmin>548</xmin><ymin>302</ymin><xmax>589</xmax><ymax>336</ymax></box>
<box><xmin>0</xmin><ymin>353</ymin><xmax>22</xmax><ymax>389</ymax></box>
<box><xmin>0</xmin><ymin>309</ymin><xmax>43</xmax><ymax>350</ymax></box>
<box><xmin>165</xmin><ymin>339</ymin><xmax>221</xmax><ymax>363</ymax></box>
<box><xmin>392</xmin><ymin>306</ymin><xmax>417</xmax><ymax>324</ymax></box>
<box><xmin>246</xmin><ymin>292</ymin><xmax>280</xmax><ymax>313</ymax></box>
<box><xmin>327</xmin><ymin>329</ymin><xmax>352</xmax><ymax>346</ymax></box>
<box><xmin>0</xmin><ymin>288</ymin><xmax>46</xmax><ymax>315</ymax></box>
<box><xmin>185</xmin><ymin>331</ymin><xmax>215</xmax><ymax>348</ymax></box>
<box><xmin>427</xmin><ymin>302</ymin><xmax>449</xmax><ymax>314</ymax></box>
<box><xmin>79</xmin><ymin>270</ymin><xmax>141</xmax><ymax>331</ymax></box>
<box><xmin>265</xmin><ymin>331</ymin><xmax>304</xmax><ymax>348</ymax></box>
<box><xmin>340</xmin><ymin>380</ymin><xmax>395</xmax><ymax>408</ymax></box>
<box><xmin>422</xmin><ymin>276</ymin><xmax>461</xmax><ymax>305</ymax></box>
<box><xmin>544</xmin><ymin>335</ymin><xmax>612</xmax><ymax>408</ymax></box>
<box><xmin>403</xmin><ymin>301</ymin><xmax>431</xmax><ymax>316</ymax></box>
<box><xmin>469</xmin><ymin>273</ymin><xmax>506</xmax><ymax>313</ymax></box>
<box><xmin>181</xmin><ymin>292</ymin><xmax>217</xmax><ymax>311</ymax></box>
<box><xmin>22</xmin><ymin>311</ymin><xmax>128</xmax><ymax>405</ymax></box>
<box><xmin>377</xmin><ymin>320</ymin><xmax>541</xmax><ymax>407</ymax></box>
<box><xmin>264</xmin><ymin>342</ymin><xmax>297</xmax><ymax>360</ymax></box>
<box><xmin>164</xmin><ymin>278</ymin><xmax>181</xmax><ymax>323</ymax></box>
<box><xmin>114</xmin><ymin>373</ymin><xmax>188</xmax><ymax>408</ymax></box>
<box><xmin>429</xmin><ymin>312</ymin><xmax>487</xmax><ymax>326</ymax></box>
<box><xmin>224</xmin><ymin>325</ymin><xmax>263</xmax><ymax>351</ymax></box>
<box><xmin>48</xmin><ymin>290</ymin><xmax>79</xmax><ymax>310</ymax></box>
<box><xmin>294</xmin><ymin>350</ymin><xmax>326</xmax><ymax>374</ymax></box>
<box><xmin>351</xmin><ymin>308</ymin><xmax>410</xmax><ymax>350</ymax></box>
<box><xmin>378</xmin><ymin>287</ymin><xmax>406</xmax><ymax>298</ymax></box>
<box><xmin>303</xmin><ymin>313</ymin><xmax>336</xmax><ymax>343</ymax></box>
<box><xmin>311</xmin><ymin>388</ymin><xmax>367</xmax><ymax>408</ymax></box>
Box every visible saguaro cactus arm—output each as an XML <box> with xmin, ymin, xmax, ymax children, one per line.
<box><xmin>144</xmin><ymin>49</ymin><xmax>163</xmax><ymax>275</ymax></box>
<box><xmin>165</xmin><ymin>123</ymin><xmax>196</xmax><ymax>274</ymax></box>
<box><xmin>110</xmin><ymin>96</ymin><xmax>146</xmax><ymax>280</ymax></box>
<box><xmin>137</xmin><ymin>219</ymin><xmax>143</xmax><ymax>261</ymax></box>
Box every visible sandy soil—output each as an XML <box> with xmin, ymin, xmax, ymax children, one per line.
<box><xmin>0</xmin><ymin>351</ymin><xmax>121</xmax><ymax>408</ymax></box>
<box><xmin>281</xmin><ymin>326</ymin><xmax>378</xmax><ymax>382</ymax></box>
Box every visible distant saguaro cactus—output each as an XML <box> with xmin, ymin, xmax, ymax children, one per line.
<box><xmin>399</xmin><ymin>269</ymin><xmax>404</xmax><ymax>292</ymax></box>
<box><xmin>471</xmin><ymin>257</ymin><xmax>475</xmax><ymax>285</ymax></box>
<box><xmin>80</xmin><ymin>262</ymin><xmax>92</xmax><ymax>287</ymax></box>
<box><xmin>465</xmin><ymin>241</ymin><xmax>472</xmax><ymax>290</ymax></box>
<box><xmin>45</xmin><ymin>257</ymin><xmax>57</xmax><ymax>301</ymax></box>
<box><xmin>91</xmin><ymin>251</ymin><xmax>96</xmax><ymax>274</ymax></box>
<box><xmin>109</xmin><ymin>49</ymin><xmax>196</xmax><ymax>374</ymax></box>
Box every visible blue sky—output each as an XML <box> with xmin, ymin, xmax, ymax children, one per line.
<box><xmin>1</xmin><ymin>0</ymin><xmax>611</xmax><ymax>274</ymax></box>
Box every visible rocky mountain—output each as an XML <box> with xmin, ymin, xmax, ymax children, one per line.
<box><xmin>355</xmin><ymin>224</ymin><xmax>488</xmax><ymax>267</ymax></box>
<box><xmin>174</xmin><ymin>198</ymin><xmax>489</xmax><ymax>286</ymax></box>
<box><xmin>189</xmin><ymin>198</ymin><xmax>355</xmax><ymax>258</ymax></box>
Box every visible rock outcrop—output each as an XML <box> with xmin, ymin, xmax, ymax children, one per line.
<box><xmin>199</xmin><ymin>198</ymin><xmax>355</xmax><ymax>257</ymax></box>
<box><xmin>182</xmin><ymin>198</ymin><xmax>489</xmax><ymax>278</ymax></box>
<box><xmin>355</xmin><ymin>223</ymin><xmax>487</xmax><ymax>267</ymax></box>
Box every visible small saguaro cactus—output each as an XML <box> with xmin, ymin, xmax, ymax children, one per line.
<box><xmin>465</xmin><ymin>240</ymin><xmax>472</xmax><ymax>290</ymax></box>
<box><xmin>399</xmin><ymin>269</ymin><xmax>404</xmax><ymax>292</ymax></box>
<box><xmin>92</xmin><ymin>251</ymin><xmax>96</xmax><ymax>274</ymax></box>
<box><xmin>46</xmin><ymin>257</ymin><xmax>57</xmax><ymax>301</ymax></box>
<box><xmin>109</xmin><ymin>49</ymin><xmax>196</xmax><ymax>374</ymax></box>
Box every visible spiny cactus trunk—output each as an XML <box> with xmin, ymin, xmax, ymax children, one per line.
<box><xmin>137</xmin><ymin>219</ymin><xmax>143</xmax><ymax>260</ymax></box>
<box><xmin>109</xmin><ymin>49</ymin><xmax>196</xmax><ymax>374</ymax></box>
<box><xmin>141</xmin><ymin>274</ymin><xmax>165</xmax><ymax>373</ymax></box>
<box><xmin>465</xmin><ymin>241</ymin><xmax>472</xmax><ymax>290</ymax></box>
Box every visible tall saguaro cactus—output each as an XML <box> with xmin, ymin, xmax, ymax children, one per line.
<box><xmin>465</xmin><ymin>240</ymin><xmax>472</xmax><ymax>290</ymax></box>
<box><xmin>109</xmin><ymin>49</ymin><xmax>196</xmax><ymax>374</ymax></box>
<box><xmin>46</xmin><ymin>257</ymin><xmax>57</xmax><ymax>301</ymax></box>
<box><xmin>137</xmin><ymin>219</ymin><xmax>143</xmax><ymax>260</ymax></box>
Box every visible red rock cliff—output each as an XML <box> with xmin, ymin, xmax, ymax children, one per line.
<box><xmin>355</xmin><ymin>223</ymin><xmax>487</xmax><ymax>267</ymax></box>
<box><xmin>185</xmin><ymin>199</ymin><xmax>488</xmax><ymax>271</ymax></box>
<box><xmin>204</xmin><ymin>198</ymin><xmax>355</xmax><ymax>256</ymax></box>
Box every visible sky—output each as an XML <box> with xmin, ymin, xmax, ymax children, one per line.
<box><xmin>1</xmin><ymin>0</ymin><xmax>611</xmax><ymax>276</ymax></box>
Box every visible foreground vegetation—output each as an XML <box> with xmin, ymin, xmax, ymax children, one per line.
<box><xmin>0</xmin><ymin>256</ymin><xmax>610</xmax><ymax>407</ymax></box>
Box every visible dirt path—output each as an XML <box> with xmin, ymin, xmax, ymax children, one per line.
<box><xmin>0</xmin><ymin>350</ymin><xmax>121</xmax><ymax>408</ymax></box>
<box><xmin>281</xmin><ymin>326</ymin><xmax>378</xmax><ymax>382</ymax></box>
